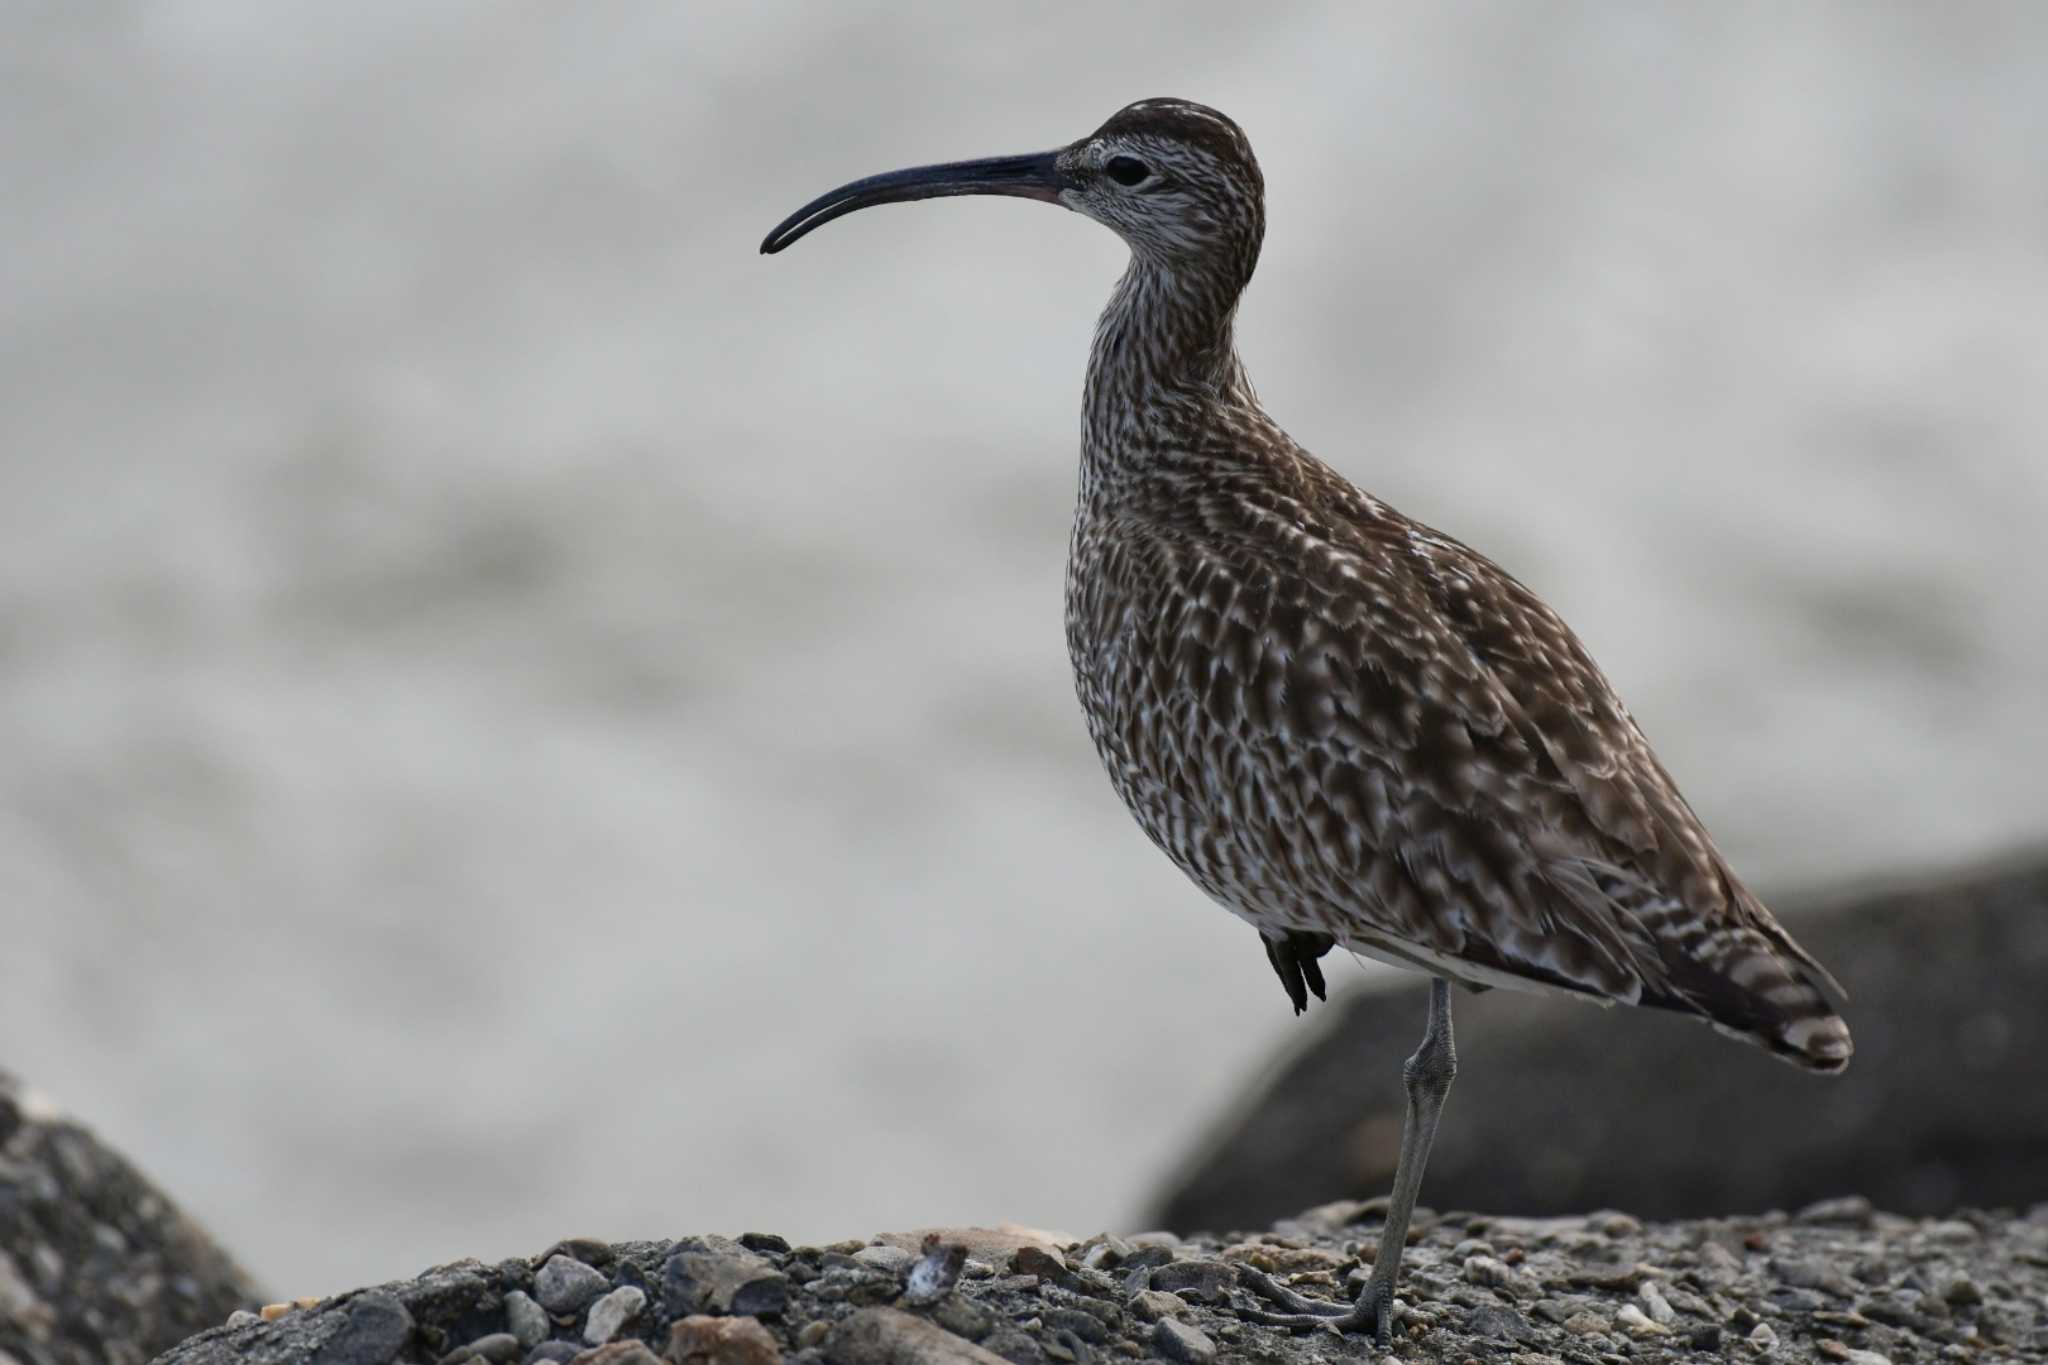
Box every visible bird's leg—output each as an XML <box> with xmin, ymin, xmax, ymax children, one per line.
<box><xmin>1240</xmin><ymin>977</ymin><xmax>1457</xmax><ymax>1348</ymax></box>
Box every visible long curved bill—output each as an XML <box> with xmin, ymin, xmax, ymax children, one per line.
<box><xmin>760</xmin><ymin>150</ymin><xmax>1068</xmax><ymax>254</ymax></box>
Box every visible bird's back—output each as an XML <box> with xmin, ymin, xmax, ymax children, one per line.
<box><xmin>1066</xmin><ymin>414</ymin><xmax>1852</xmax><ymax>1072</ymax></box>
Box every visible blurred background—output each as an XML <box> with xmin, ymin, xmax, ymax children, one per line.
<box><xmin>4</xmin><ymin>1</ymin><xmax>2046</xmax><ymax>1298</ymax></box>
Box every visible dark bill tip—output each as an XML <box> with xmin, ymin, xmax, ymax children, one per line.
<box><xmin>760</xmin><ymin>149</ymin><xmax>1067</xmax><ymax>255</ymax></box>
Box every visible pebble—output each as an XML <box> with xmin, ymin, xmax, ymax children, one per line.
<box><xmin>1146</xmin><ymin>1259</ymin><xmax>1235</xmax><ymax>1304</ymax></box>
<box><xmin>1128</xmin><ymin>1289</ymin><xmax>1185</xmax><ymax>1322</ymax></box>
<box><xmin>535</xmin><ymin>1256</ymin><xmax>609</xmax><ymax>1316</ymax></box>
<box><xmin>1010</xmin><ymin>1245</ymin><xmax>1067</xmax><ymax>1279</ymax></box>
<box><xmin>825</xmin><ymin>1306</ymin><xmax>1009</xmax><ymax>1365</ymax></box>
<box><xmin>664</xmin><ymin>1238</ymin><xmax>790</xmax><ymax>1318</ymax></box>
<box><xmin>522</xmin><ymin>1345</ymin><xmax>582</xmax><ymax>1365</ymax></box>
<box><xmin>740</xmin><ymin>1233</ymin><xmax>791</xmax><ymax>1256</ymax></box>
<box><xmin>226</xmin><ymin>1310</ymin><xmax>259</xmax><ymax>1328</ymax></box>
<box><xmin>1561</xmin><ymin>1312</ymin><xmax>1609</xmax><ymax>1337</ymax></box>
<box><xmin>931</xmin><ymin>1296</ymin><xmax>994</xmax><ymax>1341</ymax></box>
<box><xmin>1697</xmin><ymin>1242</ymin><xmax>1744</xmax><ymax>1278</ymax></box>
<box><xmin>797</xmin><ymin>1322</ymin><xmax>829</xmax><ymax>1349</ymax></box>
<box><xmin>567</xmin><ymin>1344</ymin><xmax>660</xmax><ymax>1365</ymax></box>
<box><xmin>503</xmin><ymin>1292</ymin><xmax>549</xmax><ymax>1349</ymax></box>
<box><xmin>1466</xmin><ymin>1305</ymin><xmax>1535</xmax><ymax>1343</ymax></box>
<box><xmin>1923</xmin><ymin>1221</ymin><xmax>1980</xmax><ymax>1244</ymax></box>
<box><xmin>1941</xmin><ymin>1273</ymin><xmax>1982</xmax><ymax>1306</ymax></box>
<box><xmin>316</xmin><ymin>1293</ymin><xmax>415</xmax><ymax>1365</ymax></box>
<box><xmin>1463</xmin><ymin>1255</ymin><xmax>1516</xmax><ymax>1289</ymax></box>
<box><xmin>1797</xmin><ymin>1196</ymin><xmax>1876</xmax><ymax>1228</ymax></box>
<box><xmin>1748</xmin><ymin>1321</ymin><xmax>1779</xmax><ymax>1350</ymax></box>
<box><xmin>853</xmin><ymin>1245</ymin><xmax>914</xmax><ymax>1275</ymax></box>
<box><xmin>1151</xmin><ymin>1319</ymin><xmax>1216</xmax><ymax>1365</ymax></box>
<box><xmin>668</xmin><ymin>1315</ymin><xmax>783</xmax><ymax>1365</ymax></box>
<box><xmin>440</xmin><ymin>1333</ymin><xmax>521</xmax><ymax>1364</ymax></box>
<box><xmin>1080</xmin><ymin>1235</ymin><xmax>1133</xmax><ymax>1270</ymax></box>
<box><xmin>1042</xmin><ymin>1308</ymin><xmax>1110</xmax><ymax>1345</ymax></box>
<box><xmin>904</xmin><ymin>1239</ymin><xmax>968</xmax><ymax>1306</ymax></box>
<box><xmin>582</xmin><ymin>1286</ymin><xmax>645</xmax><ymax>1345</ymax></box>
<box><xmin>1771</xmin><ymin>1255</ymin><xmax>1858</xmax><ymax>1298</ymax></box>
<box><xmin>1637</xmin><ymin>1282</ymin><xmax>1676</xmax><ymax>1324</ymax></box>
<box><xmin>1614</xmin><ymin>1304</ymin><xmax>1669</xmax><ymax>1337</ymax></box>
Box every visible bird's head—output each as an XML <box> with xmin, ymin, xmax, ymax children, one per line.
<box><xmin>760</xmin><ymin>98</ymin><xmax>1265</xmax><ymax>283</ymax></box>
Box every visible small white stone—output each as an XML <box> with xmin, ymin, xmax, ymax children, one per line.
<box><xmin>1638</xmin><ymin>1281</ymin><xmax>1677</xmax><ymax>1324</ymax></box>
<box><xmin>1615</xmin><ymin>1303</ymin><xmax>1670</xmax><ymax>1337</ymax></box>
<box><xmin>582</xmin><ymin>1285</ymin><xmax>645</xmax><ymax>1346</ymax></box>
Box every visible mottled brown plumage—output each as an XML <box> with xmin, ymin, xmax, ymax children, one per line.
<box><xmin>763</xmin><ymin>97</ymin><xmax>1851</xmax><ymax>1343</ymax></box>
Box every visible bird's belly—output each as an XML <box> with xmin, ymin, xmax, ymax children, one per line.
<box><xmin>1065</xmin><ymin>604</ymin><xmax>1346</xmax><ymax>938</ymax></box>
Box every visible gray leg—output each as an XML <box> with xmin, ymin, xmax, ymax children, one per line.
<box><xmin>1240</xmin><ymin>977</ymin><xmax>1457</xmax><ymax>1348</ymax></box>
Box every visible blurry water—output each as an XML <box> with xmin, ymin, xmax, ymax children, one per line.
<box><xmin>3</xmin><ymin>3</ymin><xmax>2045</xmax><ymax>1292</ymax></box>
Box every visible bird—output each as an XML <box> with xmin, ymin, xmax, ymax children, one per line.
<box><xmin>761</xmin><ymin>98</ymin><xmax>1851</xmax><ymax>1345</ymax></box>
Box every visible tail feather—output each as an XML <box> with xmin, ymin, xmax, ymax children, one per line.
<box><xmin>1652</xmin><ymin>923</ymin><xmax>1853</xmax><ymax>1073</ymax></box>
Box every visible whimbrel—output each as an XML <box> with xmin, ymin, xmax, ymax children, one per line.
<box><xmin>762</xmin><ymin>99</ymin><xmax>1851</xmax><ymax>1344</ymax></box>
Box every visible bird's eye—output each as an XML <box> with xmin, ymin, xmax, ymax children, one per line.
<box><xmin>1105</xmin><ymin>156</ymin><xmax>1151</xmax><ymax>187</ymax></box>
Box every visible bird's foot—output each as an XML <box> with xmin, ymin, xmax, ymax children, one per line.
<box><xmin>1237</xmin><ymin>1267</ymin><xmax>1396</xmax><ymax>1349</ymax></box>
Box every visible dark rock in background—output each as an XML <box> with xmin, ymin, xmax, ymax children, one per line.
<box><xmin>1148</xmin><ymin>848</ymin><xmax>2048</xmax><ymax>1236</ymax></box>
<box><xmin>0</xmin><ymin>1069</ymin><xmax>262</xmax><ymax>1365</ymax></box>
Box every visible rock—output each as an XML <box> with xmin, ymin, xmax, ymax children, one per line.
<box><xmin>1772</xmin><ymin>1255</ymin><xmax>1859</xmax><ymax>1298</ymax></box>
<box><xmin>931</xmin><ymin>1295</ymin><xmax>994</xmax><ymax>1341</ymax></box>
<box><xmin>1151</xmin><ymin>854</ymin><xmax>2048</xmax><ymax>1230</ymax></box>
<box><xmin>665</xmin><ymin>1238</ymin><xmax>790</xmax><ymax>1318</ymax></box>
<box><xmin>1145</xmin><ymin>1259</ymin><xmax>1234</xmax><ymax>1304</ymax></box>
<box><xmin>904</xmin><ymin>1238</ymin><xmax>968</xmax><ymax>1306</ymax></box>
<box><xmin>855</xmin><ymin>1246</ymin><xmax>914</xmax><ymax>1275</ymax></box>
<box><xmin>1127</xmin><ymin>1289</ymin><xmax>1185</xmax><ymax>1322</ymax></box>
<box><xmin>568</xmin><ymin>1344</ymin><xmax>661</xmax><ymax>1365</ymax></box>
<box><xmin>582</xmin><ymin>1286</ymin><xmax>645</xmax><ymax>1345</ymax></box>
<box><xmin>1150</xmin><ymin>1320</ymin><xmax>1214</xmax><ymax>1365</ymax></box>
<box><xmin>1463</xmin><ymin>1255</ymin><xmax>1517</xmax><ymax>1289</ymax></box>
<box><xmin>311</xmin><ymin>1294</ymin><xmax>415</xmax><ymax>1365</ymax></box>
<box><xmin>141</xmin><ymin>1204</ymin><xmax>2048</xmax><ymax>1365</ymax></box>
<box><xmin>1040</xmin><ymin>1309</ymin><xmax>1110</xmax><ymax>1346</ymax></box>
<box><xmin>668</xmin><ymin>1315</ymin><xmax>783</xmax><ymax>1365</ymax></box>
<box><xmin>505</xmin><ymin>1291</ymin><xmax>550</xmax><ymax>1348</ymax></box>
<box><xmin>441</xmin><ymin>1333</ymin><xmax>522</xmax><ymax>1363</ymax></box>
<box><xmin>0</xmin><ymin>1070</ymin><xmax>262</xmax><ymax>1365</ymax></box>
<box><xmin>536</xmin><ymin>1256</ymin><xmax>611</xmax><ymax>1316</ymax></box>
<box><xmin>869</xmin><ymin>1227</ymin><xmax>1071</xmax><ymax>1266</ymax></box>
<box><xmin>823</xmin><ymin>1306</ymin><xmax>1010</xmax><ymax>1365</ymax></box>
<box><xmin>1797</xmin><ymin>1196</ymin><xmax>1877</xmax><ymax>1227</ymax></box>
<box><xmin>1614</xmin><ymin>1303</ymin><xmax>1669</xmax><ymax>1337</ymax></box>
<box><xmin>1466</xmin><ymin>1304</ymin><xmax>1535</xmax><ymax>1342</ymax></box>
<box><xmin>740</xmin><ymin>1234</ymin><xmax>791</xmax><ymax>1256</ymax></box>
<box><xmin>1008</xmin><ymin>1246</ymin><xmax>1066</xmax><ymax>1280</ymax></box>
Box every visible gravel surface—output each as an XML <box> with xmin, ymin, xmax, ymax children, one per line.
<box><xmin>0</xmin><ymin>1070</ymin><xmax>263</xmax><ymax>1365</ymax></box>
<box><xmin>154</xmin><ymin>1201</ymin><xmax>2048</xmax><ymax>1365</ymax></box>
